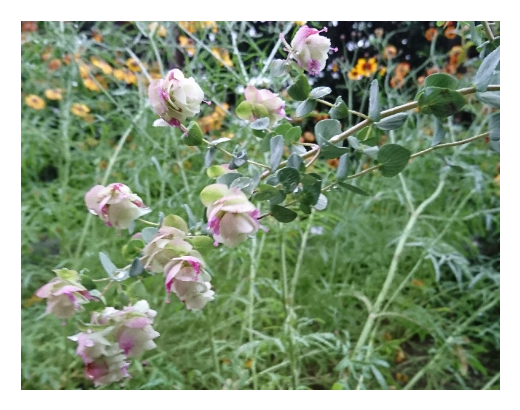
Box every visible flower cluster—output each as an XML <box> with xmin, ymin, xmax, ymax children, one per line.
<box><xmin>69</xmin><ymin>300</ymin><xmax>159</xmax><ymax>387</ymax></box>
<box><xmin>85</xmin><ymin>183</ymin><xmax>151</xmax><ymax>231</ymax></box>
<box><xmin>35</xmin><ymin>269</ymin><xmax>92</xmax><ymax>319</ymax></box>
<box><xmin>148</xmin><ymin>68</ymin><xmax>206</xmax><ymax>128</ymax></box>
<box><xmin>200</xmin><ymin>184</ymin><xmax>264</xmax><ymax>248</ymax></box>
<box><xmin>141</xmin><ymin>219</ymin><xmax>214</xmax><ymax>310</ymax></box>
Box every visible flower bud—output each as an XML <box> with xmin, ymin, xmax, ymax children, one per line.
<box><xmin>85</xmin><ymin>183</ymin><xmax>151</xmax><ymax>230</ymax></box>
<box><xmin>148</xmin><ymin>68</ymin><xmax>205</xmax><ymax>128</ymax></box>
<box><xmin>200</xmin><ymin>184</ymin><xmax>263</xmax><ymax>248</ymax></box>
<box><xmin>236</xmin><ymin>85</ymin><xmax>288</xmax><ymax>127</ymax></box>
<box><xmin>35</xmin><ymin>269</ymin><xmax>91</xmax><ymax>319</ymax></box>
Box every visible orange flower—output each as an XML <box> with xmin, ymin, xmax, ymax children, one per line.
<box><xmin>383</xmin><ymin>45</ymin><xmax>397</xmax><ymax>60</ymax></box>
<box><xmin>326</xmin><ymin>158</ymin><xmax>339</xmax><ymax>168</ymax></box>
<box><xmin>356</xmin><ymin>57</ymin><xmax>378</xmax><ymax>77</ymax></box>
<box><xmin>21</xmin><ymin>21</ymin><xmax>38</xmax><ymax>32</ymax></box>
<box><xmin>426</xmin><ymin>66</ymin><xmax>440</xmax><ymax>76</ymax></box>
<box><xmin>442</xmin><ymin>64</ymin><xmax>457</xmax><ymax>75</ymax></box>
<box><xmin>348</xmin><ymin>66</ymin><xmax>363</xmax><ymax>80</ymax></box>
<box><xmin>390</xmin><ymin>76</ymin><xmax>405</xmax><ymax>89</ymax></box>
<box><xmin>71</xmin><ymin>103</ymin><xmax>91</xmax><ymax>117</ymax></box>
<box><xmin>126</xmin><ymin>58</ymin><xmax>141</xmax><ymax>72</ymax></box>
<box><xmin>62</xmin><ymin>54</ymin><xmax>72</xmax><ymax>65</ymax></box>
<box><xmin>302</xmin><ymin>131</ymin><xmax>315</xmax><ymax>143</ymax></box>
<box><xmin>90</xmin><ymin>56</ymin><xmax>113</xmax><ymax>75</ymax></box>
<box><xmin>44</xmin><ymin>88</ymin><xmax>62</xmax><ymax>100</ymax></box>
<box><xmin>25</xmin><ymin>94</ymin><xmax>46</xmax><ymax>110</ymax></box>
<box><xmin>395</xmin><ymin>62</ymin><xmax>410</xmax><ymax>78</ymax></box>
<box><xmin>48</xmin><ymin>58</ymin><xmax>62</xmax><ymax>71</ymax></box>
<box><xmin>425</xmin><ymin>27</ymin><xmax>438</xmax><ymax>42</ymax></box>
<box><xmin>92</xmin><ymin>30</ymin><xmax>103</xmax><ymax>42</ymax></box>
<box><xmin>449</xmin><ymin>46</ymin><xmax>465</xmax><ymax>67</ymax></box>
<box><xmin>417</xmin><ymin>75</ymin><xmax>425</xmax><ymax>86</ymax></box>
<box><xmin>444</xmin><ymin>25</ymin><xmax>457</xmax><ymax>39</ymax></box>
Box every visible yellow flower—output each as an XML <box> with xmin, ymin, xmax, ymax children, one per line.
<box><xmin>126</xmin><ymin>58</ymin><xmax>141</xmax><ymax>72</ymax></box>
<box><xmin>113</xmin><ymin>68</ymin><xmax>137</xmax><ymax>85</ymax></box>
<box><xmin>348</xmin><ymin>67</ymin><xmax>363</xmax><ymax>81</ymax></box>
<box><xmin>83</xmin><ymin>78</ymin><xmax>101</xmax><ymax>92</ymax></box>
<box><xmin>44</xmin><ymin>88</ymin><xmax>62</xmax><ymax>100</ymax></box>
<box><xmin>149</xmin><ymin>22</ymin><xmax>167</xmax><ymax>37</ymax></box>
<box><xmin>79</xmin><ymin>64</ymin><xmax>90</xmax><ymax>79</ymax></box>
<box><xmin>293</xmin><ymin>21</ymin><xmax>306</xmax><ymax>26</ymax></box>
<box><xmin>355</xmin><ymin>57</ymin><xmax>378</xmax><ymax>77</ymax></box>
<box><xmin>25</xmin><ymin>94</ymin><xmax>46</xmax><ymax>110</ymax></box>
<box><xmin>71</xmin><ymin>103</ymin><xmax>91</xmax><ymax>118</ymax></box>
<box><xmin>92</xmin><ymin>30</ymin><xmax>103</xmax><ymax>43</ymax></box>
<box><xmin>90</xmin><ymin>56</ymin><xmax>113</xmax><ymax>75</ymax></box>
<box><xmin>378</xmin><ymin>66</ymin><xmax>387</xmax><ymax>76</ymax></box>
<box><xmin>179</xmin><ymin>35</ymin><xmax>196</xmax><ymax>56</ymax></box>
<box><xmin>179</xmin><ymin>21</ymin><xmax>217</xmax><ymax>34</ymax></box>
<box><xmin>211</xmin><ymin>47</ymin><xmax>233</xmax><ymax>67</ymax></box>
<box><xmin>113</xmin><ymin>68</ymin><xmax>126</xmax><ymax>81</ymax></box>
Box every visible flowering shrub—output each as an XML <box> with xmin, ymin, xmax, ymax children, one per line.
<box><xmin>30</xmin><ymin>21</ymin><xmax>500</xmax><ymax>389</ymax></box>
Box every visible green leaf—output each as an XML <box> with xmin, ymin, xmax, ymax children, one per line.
<box><xmin>184</xmin><ymin>121</ymin><xmax>203</xmax><ymax>146</ymax></box>
<box><xmin>141</xmin><ymin>227</ymin><xmax>159</xmax><ymax>244</ymax></box>
<box><xmin>250</xmin><ymin>117</ymin><xmax>270</xmax><ymax>130</ymax></box>
<box><xmin>329</xmin><ymin>96</ymin><xmax>349</xmax><ymax>120</ymax></box>
<box><xmin>216</xmin><ymin>172</ymin><xmax>243</xmax><ymax>187</ymax></box>
<box><xmin>254</xmin><ymin>183</ymin><xmax>279</xmax><ymax>201</ymax></box>
<box><xmin>474</xmin><ymin>46</ymin><xmax>500</xmax><ymax>92</ymax></box>
<box><xmin>418</xmin><ymin>87</ymin><xmax>466</xmax><ymax>118</ymax></box>
<box><xmin>489</xmin><ymin>113</ymin><xmax>500</xmax><ymax>141</ymax></box>
<box><xmin>278</xmin><ymin>167</ymin><xmax>300</xmax><ymax>194</ymax></box>
<box><xmin>269</xmin><ymin>190</ymin><xmax>286</xmax><ymax>206</ymax></box>
<box><xmin>230</xmin><ymin>177</ymin><xmax>256</xmax><ymax>195</ymax></box>
<box><xmin>377</xmin><ymin>144</ymin><xmax>411</xmax><ymax>177</ymax></box>
<box><xmin>315</xmin><ymin>119</ymin><xmax>342</xmax><ymax>140</ymax></box>
<box><xmin>368</xmin><ymin>79</ymin><xmax>381</xmax><ymax>121</ymax></box>
<box><xmin>162</xmin><ymin>214</ymin><xmax>188</xmax><ymax>232</ymax></box>
<box><xmin>270</xmin><ymin>205</ymin><xmax>297</xmax><ymax>223</ymax></box>
<box><xmin>274</xmin><ymin>123</ymin><xmax>293</xmax><ymax>136</ymax></box>
<box><xmin>432</xmin><ymin>117</ymin><xmax>446</xmax><ymax>147</ymax></box>
<box><xmin>185</xmin><ymin>235</ymin><xmax>214</xmax><ymax>254</ymax></box>
<box><xmin>370</xmin><ymin>365</ymin><xmax>388</xmax><ymax>390</ymax></box>
<box><xmin>80</xmin><ymin>274</ymin><xmax>97</xmax><ymax>290</ymax></box>
<box><xmin>54</xmin><ymin>268</ymin><xmax>79</xmax><ymax>282</ymax></box>
<box><xmin>316</xmin><ymin>135</ymin><xmax>350</xmax><ymax>159</ymax></box>
<box><xmin>489</xmin><ymin>139</ymin><xmax>499</xmax><ymax>153</ymax></box>
<box><xmin>309</xmin><ymin>86</ymin><xmax>332</xmax><ymax>99</ymax></box>
<box><xmin>285</xmin><ymin>126</ymin><xmax>302</xmax><ymax>144</ymax></box>
<box><xmin>296</xmin><ymin>99</ymin><xmax>317</xmax><ymax>117</ymax></box>
<box><xmin>204</xmin><ymin>146</ymin><xmax>217</xmax><ymax>168</ymax></box>
<box><xmin>313</xmin><ymin>194</ymin><xmax>328</xmax><ymax>211</ymax></box>
<box><xmin>337</xmin><ymin>182</ymin><xmax>369</xmax><ymax>196</ymax></box>
<box><xmin>424</xmin><ymin>73</ymin><xmax>458</xmax><ymax>90</ymax></box>
<box><xmin>89</xmin><ymin>289</ymin><xmax>106</xmax><ymax>305</ymax></box>
<box><xmin>270</xmin><ymin>59</ymin><xmax>288</xmax><ymax>77</ymax></box>
<box><xmin>129</xmin><ymin>257</ymin><xmax>144</xmax><ymax>277</ymax></box>
<box><xmin>99</xmin><ymin>252</ymin><xmax>117</xmax><ymax>277</ymax></box>
<box><xmin>331</xmin><ymin>382</ymin><xmax>344</xmax><ymax>390</ymax></box>
<box><xmin>229</xmin><ymin>150</ymin><xmax>248</xmax><ymax>170</ymax></box>
<box><xmin>374</xmin><ymin>113</ymin><xmax>408</xmax><ymax>131</ymax></box>
<box><xmin>251</xmin><ymin>129</ymin><xmax>266</xmax><ymax>138</ymax></box>
<box><xmin>270</xmin><ymin>135</ymin><xmax>285</xmax><ymax>172</ymax></box>
<box><xmin>206</xmin><ymin>165</ymin><xmax>227</xmax><ymax>178</ymax></box>
<box><xmin>363</xmin><ymin>146</ymin><xmax>379</xmax><ymax>159</ymax></box>
<box><xmin>300</xmin><ymin>173</ymin><xmax>322</xmax><ymax>206</ymax></box>
<box><xmin>336</xmin><ymin>154</ymin><xmax>349</xmax><ymax>179</ymax></box>
<box><xmin>287</xmin><ymin>152</ymin><xmax>305</xmax><ymax>171</ymax></box>
<box><xmin>287</xmin><ymin>74</ymin><xmax>311</xmax><ymax>101</ymax></box>
<box><xmin>127</xmin><ymin>281</ymin><xmax>148</xmax><ymax>300</ymax></box>
<box><xmin>235</xmin><ymin>100</ymin><xmax>252</xmax><ymax>120</ymax></box>
<box><xmin>181</xmin><ymin>203</ymin><xmax>197</xmax><ymax>230</ymax></box>
<box><xmin>122</xmin><ymin>239</ymin><xmax>145</xmax><ymax>261</ymax></box>
<box><xmin>476</xmin><ymin>91</ymin><xmax>500</xmax><ymax>108</ymax></box>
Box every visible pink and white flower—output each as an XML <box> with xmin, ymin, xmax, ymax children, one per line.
<box><xmin>284</xmin><ymin>25</ymin><xmax>334</xmax><ymax>75</ymax></box>
<box><xmin>85</xmin><ymin>183</ymin><xmax>151</xmax><ymax>230</ymax></box>
<box><xmin>200</xmin><ymin>184</ymin><xmax>264</xmax><ymax>248</ymax></box>
<box><xmin>35</xmin><ymin>269</ymin><xmax>92</xmax><ymax>319</ymax></box>
<box><xmin>163</xmin><ymin>255</ymin><xmax>214</xmax><ymax>310</ymax></box>
<box><xmin>148</xmin><ymin>68</ymin><xmax>205</xmax><ymax>128</ymax></box>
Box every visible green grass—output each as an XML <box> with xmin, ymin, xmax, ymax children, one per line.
<box><xmin>21</xmin><ymin>21</ymin><xmax>499</xmax><ymax>390</ymax></box>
